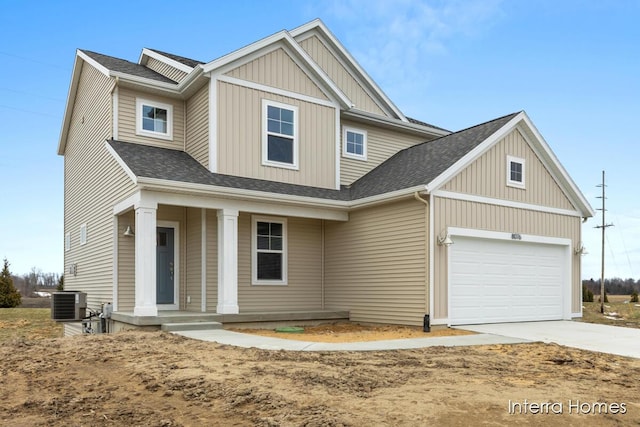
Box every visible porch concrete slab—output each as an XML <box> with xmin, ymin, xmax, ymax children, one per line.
<box><xmin>458</xmin><ymin>321</ymin><xmax>640</xmax><ymax>359</ymax></box>
<box><xmin>171</xmin><ymin>329</ymin><xmax>531</xmax><ymax>352</ymax></box>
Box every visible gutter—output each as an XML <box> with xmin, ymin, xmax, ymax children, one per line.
<box><xmin>414</xmin><ymin>192</ymin><xmax>431</xmax><ymax>332</ymax></box>
<box><xmin>343</xmin><ymin>110</ymin><xmax>450</xmax><ymax>138</ymax></box>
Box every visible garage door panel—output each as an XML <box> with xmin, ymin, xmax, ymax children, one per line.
<box><xmin>449</xmin><ymin>236</ymin><xmax>567</xmax><ymax>325</ymax></box>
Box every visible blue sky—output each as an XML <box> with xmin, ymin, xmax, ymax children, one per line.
<box><xmin>1</xmin><ymin>0</ymin><xmax>638</xmax><ymax>280</ymax></box>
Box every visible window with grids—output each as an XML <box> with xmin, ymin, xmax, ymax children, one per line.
<box><xmin>507</xmin><ymin>156</ymin><xmax>525</xmax><ymax>188</ymax></box>
<box><xmin>263</xmin><ymin>100</ymin><xmax>298</xmax><ymax>168</ymax></box>
<box><xmin>253</xmin><ymin>218</ymin><xmax>287</xmax><ymax>285</ymax></box>
<box><xmin>136</xmin><ymin>98</ymin><xmax>173</xmax><ymax>140</ymax></box>
<box><xmin>343</xmin><ymin>127</ymin><xmax>367</xmax><ymax>160</ymax></box>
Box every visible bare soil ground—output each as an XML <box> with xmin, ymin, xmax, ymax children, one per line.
<box><xmin>1</xmin><ymin>326</ymin><xmax>639</xmax><ymax>426</ymax></box>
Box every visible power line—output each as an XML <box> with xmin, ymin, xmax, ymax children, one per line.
<box><xmin>0</xmin><ymin>86</ymin><xmax>64</xmax><ymax>103</ymax></box>
<box><xmin>0</xmin><ymin>104</ymin><xmax>60</xmax><ymax>119</ymax></box>
<box><xmin>0</xmin><ymin>50</ymin><xmax>67</xmax><ymax>70</ymax></box>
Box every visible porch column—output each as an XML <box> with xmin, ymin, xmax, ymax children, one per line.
<box><xmin>217</xmin><ymin>209</ymin><xmax>239</xmax><ymax>314</ymax></box>
<box><xmin>134</xmin><ymin>202</ymin><xmax>158</xmax><ymax>316</ymax></box>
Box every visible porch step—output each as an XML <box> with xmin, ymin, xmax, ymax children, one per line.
<box><xmin>161</xmin><ymin>321</ymin><xmax>223</xmax><ymax>332</ymax></box>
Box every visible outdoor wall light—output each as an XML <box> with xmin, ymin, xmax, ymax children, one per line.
<box><xmin>574</xmin><ymin>243</ymin><xmax>588</xmax><ymax>256</ymax></box>
<box><xmin>437</xmin><ymin>233</ymin><xmax>454</xmax><ymax>247</ymax></box>
<box><xmin>123</xmin><ymin>225</ymin><xmax>135</xmax><ymax>237</ymax></box>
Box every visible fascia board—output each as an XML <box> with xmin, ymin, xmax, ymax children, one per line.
<box><xmin>290</xmin><ymin>19</ymin><xmax>407</xmax><ymax>122</ymax></box>
<box><xmin>343</xmin><ymin>109</ymin><xmax>450</xmax><ymax>138</ymax></box>
<box><xmin>76</xmin><ymin>50</ymin><xmax>111</xmax><ymax>77</ymax></box>
<box><xmin>104</xmin><ymin>141</ymin><xmax>137</xmax><ymax>184</ymax></box>
<box><xmin>203</xmin><ymin>30</ymin><xmax>352</xmax><ymax>109</ymax></box>
<box><xmin>110</xmin><ymin>71</ymin><xmax>181</xmax><ymax>94</ymax></box>
<box><xmin>57</xmin><ymin>52</ymin><xmax>84</xmax><ymax>155</ymax></box>
<box><xmin>139</xmin><ymin>48</ymin><xmax>194</xmax><ymax>74</ymax></box>
<box><xmin>517</xmin><ymin>113</ymin><xmax>595</xmax><ymax>217</ymax></box>
<box><xmin>425</xmin><ymin>112</ymin><xmax>525</xmax><ymax>193</ymax></box>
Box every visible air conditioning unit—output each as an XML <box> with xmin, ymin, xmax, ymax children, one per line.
<box><xmin>51</xmin><ymin>291</ymin><xmax>87</xmax><ymax>322</ymax></box>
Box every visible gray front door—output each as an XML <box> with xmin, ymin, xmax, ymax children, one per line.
<box><xmin>156</xmin><ymin>227</ymin><xmax>175</xmax><ymax>305</ymax></box>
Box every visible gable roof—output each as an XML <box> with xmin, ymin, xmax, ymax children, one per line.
<box><xmin>350</xmin><ymin>113</ymin><xmax>518</xmax><ymax>199</ymax></box>
<box><xmin>145</xmin><ymin>48</ymin><xmax>204</xmax><ymax>68</ymax></box>
<box><xmin>290</xmin><ymin>19</ymin><xmax>407</xmax><ymax>122</ymax></box>
<box><xmin>81</xmin><ymin>50</ymin><xmax>178</xmax><ymax>84</ymax></box>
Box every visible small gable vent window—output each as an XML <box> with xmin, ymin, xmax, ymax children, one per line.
<box><xmin>262</xmin><ymin>100</ymin><xmax>298</xmax><ymax>169</ymax></box>
<box><xmin>65</xmin><ymin>232</ymin><xmax>71</xmax><ymax>252</ymax></box>
<box><xmin>507</xmin><ymin>156</ymin><xmax>525</xmax><ymax>189</ymax></box>
<box><xmin>136</xmin><ymin>98</ymin><xmax>173</xmax><ymax>140</ymax></box>
<box><xmin>343</xmin><ymin>127</ymin><xmax>367</xmax><ymax>160</ymax></box>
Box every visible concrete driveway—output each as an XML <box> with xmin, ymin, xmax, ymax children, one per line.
<box><xmin>459</xmin><ymin>321</ymin><xmax>640</xmax><ymax>359</ymax></box>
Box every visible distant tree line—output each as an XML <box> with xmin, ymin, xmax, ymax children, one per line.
<box><xmin>582</xmin><ymin>278</ymin><xmax>640</xmax><ymax>295</ymax></box>
<box><xmin>10</xmin><ymin>267</ymin><xmax>62</xmax><ymax>297</ymax></box>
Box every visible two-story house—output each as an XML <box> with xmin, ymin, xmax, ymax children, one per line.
<box><xmin>57</xmin><ymin>19</ymin><xmax>594</xmax><ymax>335</ymax></box>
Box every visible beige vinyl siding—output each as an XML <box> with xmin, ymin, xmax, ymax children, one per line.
<box><xmin>118</xmin><ymin>87</ymin><xmax>184</xmax><ymax>149</ymax></box>
<box><xmin>185</xmin><ymin>84</ymin><xmax>209</xmax><ymax>168</ymax></box>
<box><xmin>324</xmin><ymin>198</ymin><xmax>428</xmax><ymax>326</ymax></box>
<box><xmin>237</xmin><ymin>213</ymin><xmax>323</xmax><ymax>311</ymax></box>
<box><xmin>340</xmin><ymin>119</ymin><xmax>429</xmax><ymax>185</ymax></box>
<box><xmin>443</xmin><ymin>129</ymin><xmax>575</xmax><ymax>210</ymax></box>
<box><xmin>185</xmin><ymin>208</ymin><xmax>202</xmax><ymax>311</ymax></box>
<box><xmin>225</xmin><ymin>48</ymin><xmax>328</xmax><ymax>100</ymax></box>
<box><xmin>63</xmin><ymin>323</ymin><xmax>83</xmax><ymax>337</ymax></box>
<box><xmin>205</xmin><ymin>209</ymin><xmax>218</xmax><ymax>311</ymax></box>
<box><xmin>299</xmin><ymin>35</ymin><xmax>386</xmax><ymax>116</ymax></box>
<box><xmin>432</xmin><ymin>196</ymin><xmax>582</xmax><ymax>320</ymax></box>
<box><xmin>63</xmin><ymin>62</ymin><xmax>137</xmax><ymax>310</ymax></box>
<box><xmin>117</xmin><ymin>211</ymin><xmax>135</xmax><ymax>311</ymax></box>
<box><xmin>145</xmin><ymin>57</ymin><xmax>188</xmax><ymax>83</ymax></box>
<box><xmin>217</xmin><ymin>81</ymin><xmax>336</xmax><ymax>189</ymax></box>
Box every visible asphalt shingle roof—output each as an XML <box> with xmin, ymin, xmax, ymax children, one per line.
<box><xmin>81</xmin><ymin>50</ymin><xmax>178</xmax><ymax>84</ymax></box>
<box><xmin>146</xmin><ymin>48</ymin><xmax>204</xmax><ymax>68</ymax></box>
<box><xmin>108</xmin><ymin>113</ymin><xmax>518</xmax><ymax>202</ymax></box>
<box><xmin>406</xmin><ymin>117</ymin><xmax>451</xmax><ymax>133</ymax></box>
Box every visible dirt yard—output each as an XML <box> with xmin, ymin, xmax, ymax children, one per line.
<box><xmin>1</xmin><ymin>326</ymin><xmax>639</xmax><ymax>426</ymax></box>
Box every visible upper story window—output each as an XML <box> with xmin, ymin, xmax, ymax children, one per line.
<box><xmin>342</xmin><ymin>126</ymin><xmax>367</xmax><ymax>160</ymax></box>
<box><xmin>136</xmin><ymin>98</ymin><xmax>173</xmax><ymax>140</ymax></box>
<box><xmin>262</xmin><ymin>100</ymin><xmax>298</xmax><ymax>169</ymax></box>
<box><xmin>507</xmin><ymin>155</ymin><xmax>525</xmax><ymax>189</ymax></box>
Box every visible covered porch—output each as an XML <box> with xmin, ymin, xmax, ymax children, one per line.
<box><xmin>111</xmin><ymin>189</ymin><xmax>349</xmax><ymax>326</ymax></box>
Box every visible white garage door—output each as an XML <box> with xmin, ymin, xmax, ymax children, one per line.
<box><xmin>449</xmin><ymin>236</ymin><xmax>567</xmax><ymax>325</ymax></box>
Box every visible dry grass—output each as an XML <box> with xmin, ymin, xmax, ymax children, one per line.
<box><xmin>579</xmin><ymin>295</ymin><xmax>640</xmax><ymax>329</ymax></box>
<box><xmin>0</xmin><ymin>308</ymin><xmax>63</xmax><ymax>342</ymax></box>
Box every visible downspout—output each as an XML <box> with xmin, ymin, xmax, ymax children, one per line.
<box><xmin>183</xmin><ymin>100</ymin><xmax>187</xmax><ymax>152</ymax></box>
<box><xmin>414</xmin><ymin>192</ymin><xmax>430</xmax><ymax>332</ymax></box>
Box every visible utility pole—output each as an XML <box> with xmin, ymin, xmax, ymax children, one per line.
<box><xmin>595</xmin><ymin>170</ymin><xmax>614</xmax><ymax>314</ymax></box>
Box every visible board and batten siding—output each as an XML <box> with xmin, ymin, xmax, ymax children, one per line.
<box><xmin>145</xmin><ymin>57</ymin><xmax>188</xmax><ymax>83</ymax></box>
<box><xmin>64</xmin><ymin>62</ymin><xmax>137</xmax><ymax>313</ymax></box>
<box><xmin>205</xmin><ymin>209</ymin><xmax>218</xmax><ymax>312</ymax></box>
<box><xmin>298</xmin><ymin>35</ymin><xmax>386</xmax><ymax>116</ymax></box>
<box><xmin>225</xmin><ymin>48</ymin><xmax>328</xmax><ymax>100</ymax></box>
<box><xmin>340</xmin><ymin>119</ymin><xmax>429</xmax><ymax>185</ymax></box>
<box><xmin>117</xmin><ymin>87</ymin><xmax>185</xmax><ymax>149</ymax></box>
<box><xmin>185</xmin><ymin>207</ymin><xmax>202</xmax><ymax>311</ymax></box>
<box><xmin>432</xmin><ymin>196</ymin><xmax>582</xmax><ymax>321</ymax></box>
<box><xmin>217</xmin><ymin>81</ymin><xmax>336</xmax><ymax>189</ymax></box>
<box><xmin>237</xmin><ymin>213</ymin><xmax>323</xmax><ymax>311</ymax></box>
<box><xmin>324</xmin><ymin>198</ymin><xmax>428</xmax><ymax>326</ymax></box>
<box><xmin>185</xmin><ymin>84</ymin><xmax>209</xmax><ymax>168</ymax></box>
<box><xmin>443</xmin><ymin>129</ymin><xmax>575</xmax><ymax>210</ymax></box>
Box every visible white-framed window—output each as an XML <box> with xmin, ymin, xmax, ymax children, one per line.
<box><xmin>65</xmin><ymin>232</ymin><xmax>71</xmax><ymax>252</ymax></box>
<box><xmin>252</xmin><ymin>216</ymin><xmax>287</xmax><ymax>285</ymax></box>
<box><xmin>80</xmin><ymin>223</ymin><xmax>87</xmax><ymax>246</ymax></box>
<box><xmin>262</xmin><ymin>99</ymin><xmax>298</xmax><ymax>169</ymax></box>
<box><xmin>507</xmin><ymin>155</ymin><xmax>526</xmax><ymax>189</ymax></box>
<box><xmin>135</xmin><ymin>98</ymin><xmax>173</xmax><ymax>140</ymax></box>
<box><xmin>342</xmin><ymin>126</ymin><xmax>367</xmax><ymax>160</ymax></box>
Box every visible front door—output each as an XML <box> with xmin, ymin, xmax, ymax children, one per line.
<box><xmin>156</xmin><ymin>227</ymin><xmax>175</xmax><ymax>306</ymax></box>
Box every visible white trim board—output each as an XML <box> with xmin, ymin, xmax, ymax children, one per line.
<box><xmin>139</xmin><ymin>48</ymin><xmax>194</xmax><ymax>74</ymax></box>
<box><xmin>432</xmin><ymin>190</ymin><xmax>582</xmax><ymax>217</ymax></box>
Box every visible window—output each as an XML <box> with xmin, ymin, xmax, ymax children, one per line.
<box><xmin>136</xmin><ymin>98</ymin><xmax>173</xmax><ymax>140</ymax></box>
<box><xmin>80</xmin><ymin>224</ymin><xmax>87</xmax><ymax>246</ymax></box>
<box><xmin>262</xmin><ymin>100</ymin><xmax>298</xmax><ymax>169</ymax></box>
<box><xmin>342</xmin><ymin>126</ymin><xmax>367</xmax><ymax>160</ymax></box>
<box><xmin>252</xmin><ymin>216</ymin><xmax>287</xmax><ymax>285</ymax></box>
<box><xmin>65</xmin><ymin>232</ymin><xmax>71</xmax><ymax>252</ymax></box>
<box><xmin>507</xmin><ymin>156</ymin><xmax>525</xmax><ymax>188</ymax></box>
